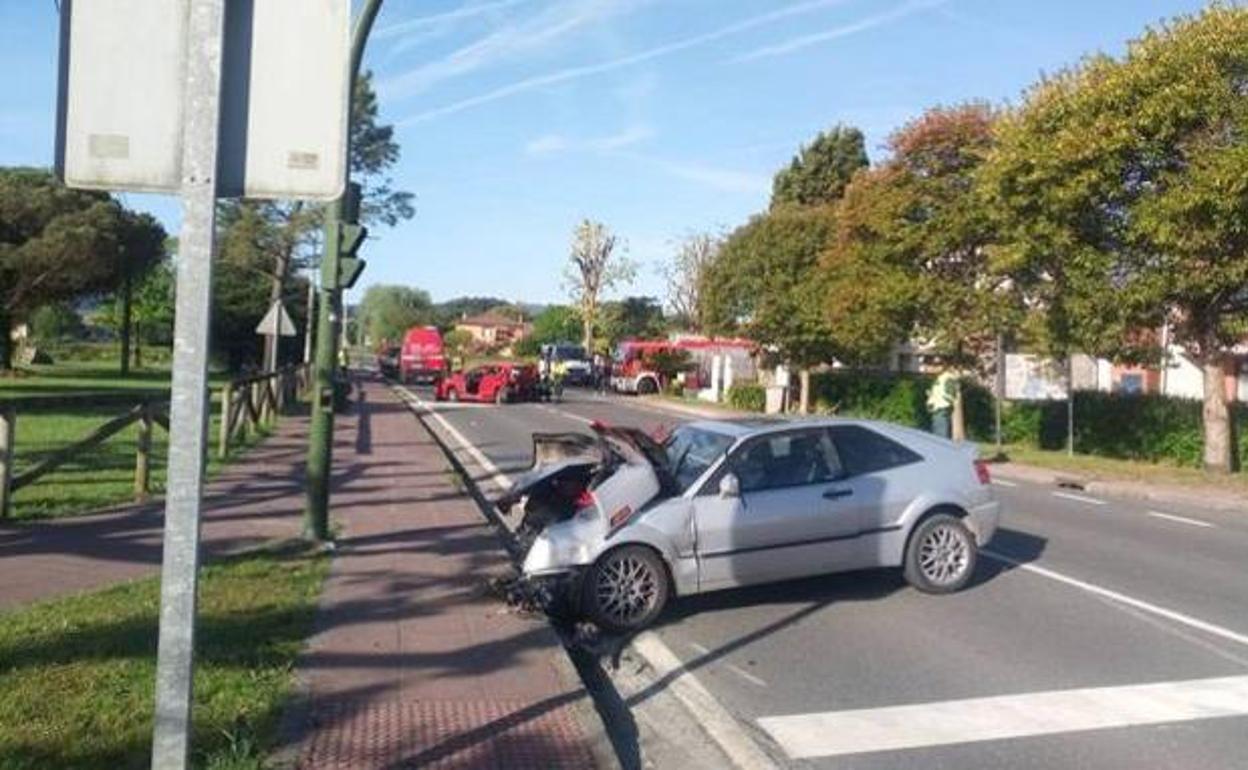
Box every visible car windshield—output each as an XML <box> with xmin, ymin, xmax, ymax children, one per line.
<box><xmin>663</xmin><ymin>426</ymin><xmax>734</xmax><ymax>492</ymax></box>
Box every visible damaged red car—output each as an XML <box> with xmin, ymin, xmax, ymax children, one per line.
<box><xmin>434</xmin><ymin>363</ymin><xmax>541</xmax><ymax>404</ymax></box>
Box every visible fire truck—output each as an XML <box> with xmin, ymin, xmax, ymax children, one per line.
<box><xmin>611</xmin><ymin>337</ymin><xmax>756</xmax><ymax>394</ymax></box>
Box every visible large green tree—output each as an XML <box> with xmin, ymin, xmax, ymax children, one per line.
<box><xmin>771</xmin><ymin>125</ymin><xmax>869</xmax><ymax>208</ymax></box>
<box><xmin>358</xmin><ymin>284</ymin><xmax>435</xmax><ymax>347</ymax></box>
<box><xmin>701</xmin><ymin>206</ymin><xmax>839</xmax><ymax>411</ymax></box>
<box><xmin>983</xmin><ymin>5</ymin><xmax>1248</xmax><ymax>472</ymax></box>
<box><xmin>601</xmin><ymin>296</ymin><xmax>666</xmax><ymax>345</ymax></box>
<box><xmin>113</xmin><ymin>211</ymin><xmax>168</xmax><ymax>374</ymax></box>
<box><xmin>565</xmin><ymin>220</ymin><xmax>636</xmax><ymax>353</ymax></box>
<box><xmin>0</xmin><ymin>168</ymin><xmax>126</xmax><ymax>370</ymax></box>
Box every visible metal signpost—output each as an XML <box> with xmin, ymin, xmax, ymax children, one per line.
<box><xmin>57</xmin><ymin>2</ymin><xmax>353</xmax><ymax>767</ymax></box>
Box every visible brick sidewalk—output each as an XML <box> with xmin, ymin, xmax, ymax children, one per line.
<box><xmin>0</xmin><ymin>408</ymin><xmax>312</xmax><ymax>609</ymax></box>
<box><xmin>285</xmin><ymin>377</ymin><xmax>600</xmax><ymax>769</ymax></box>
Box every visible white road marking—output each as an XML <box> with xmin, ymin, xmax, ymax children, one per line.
<box><xmin>982</xmin><ymin>549</ymin><xmax>1248</xmax><ymax>649</ymax></box>
<box><xmin>1052</xmin><ymin>491</ymin><xmax>1107</xmax><ymax>506</ymax></box>
<box><xmin>688</xmin><ymin>642</ymin><xmax>711</xmax><ymax>655</ymax></box>
<box><xmin>758</xmin><ymin>674</ymin><xmax>1248</xmax><ymax>759</ymax></box>
<box><xmin>538</xmin><ymin>403</ymin><xmax>595</xmax><ymax>425</ymax></box>
<box><xmin>396</xmin><ymin>387</ymin><xmax>513</xmax><ymax>492</ymax></box>
<box><xmin>990</xmin><ymin>478</ymin><xmax>1018</xmax><ymax>488</ymax></box>
<box><xmin>1149</xmin><ymin>510</ymin><xmax>1214</xmax><ymax>528</ymax></box>
<box><xmin>633</xmin><ymin>632</ymin><xmax>780</xmax><ymax>770</ymax></box>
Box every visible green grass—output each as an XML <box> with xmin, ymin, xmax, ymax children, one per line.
<box><xmin>2</xmin><ymin>363</ymin><xmax>276</xmax><ymax>520</ymax></box>
<box><xmin>0</xmin><ymin>545</ymin><xmax>329</xmax><ymax>770</ymax></box>
<box><xmin>984</xmin><ymin>442</ymin><xmax>1248</xmax><ymax>493</ymax></box>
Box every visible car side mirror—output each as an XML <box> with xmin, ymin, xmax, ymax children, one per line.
<box><xmin>719</xmin><ymin>473</ymin><xmax>740</xmax><ymax>498</ymax></box>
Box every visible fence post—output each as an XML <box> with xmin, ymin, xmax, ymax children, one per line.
<box><xmin>218</xmin><ymin>383</ymin><xmax>232</xmax><ymax>459</ymax></box>
<box><xmin>135</xmin><ymin>401</ymin><xmax>153</xmax><ymax>500</ymax></box>
<box><xmin>276</xmin><ymin>369</ymin><xmax>288</xmax><ymax>415</ymax></box>
<box><xmin>260</xmin><ymin>377</ymin><xmax>273</xmax><ymax>425</ymax></box>
<box><xmin>0</xmin><ymin>406</ymin><xmax>14</xmax><ymax>519</ymax></box>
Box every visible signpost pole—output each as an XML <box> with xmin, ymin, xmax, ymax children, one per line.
<box><xmin>305</xmin><ymin>0</ymin><xmax>384</xmax><ymax>540</ymax></box>
<box><xmin>149</xmin><ymin>1</ymin><xmax>227</xmax><ymax>767</ymax></box>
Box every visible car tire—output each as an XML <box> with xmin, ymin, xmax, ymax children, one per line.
<box><xmin>582</xmin><ymin>545</ymin><xmax>670</xmax><ymax>634</ymax></box>
<box><xmin>904</xmin><ymin>513</ymin><xmax>977</xmax><ymax>594</ymax></box>
<box><xmin>495</xmin><ymin>386</ymin><xmax>512</xmax><ymax>405</ymax></box>
<box><xmin>637</xmin><ymin>377</ymin><xmax>658</xmax><ymax>395</ymax></box>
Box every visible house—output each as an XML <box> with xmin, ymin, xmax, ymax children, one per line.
<box><xmin>455</xmin><ymin>311</ymin><xmax>531</xmax><ymax>350</ymax></box>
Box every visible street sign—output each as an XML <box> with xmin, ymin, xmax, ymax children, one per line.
<box><xmin>256</xmin><ymin>302</ymin><xmax>297</xmax><ymax>337</ymax></box>
<box><xmin>57</xmin><ymin>0</ymin><xmax>350</xmax><ymax>200</ymax></box>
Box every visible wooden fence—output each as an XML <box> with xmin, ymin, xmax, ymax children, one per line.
<box><xmin>0</xmin><ymin>364</ymin><xmax>310</xmax><ymax>519</ymax></box>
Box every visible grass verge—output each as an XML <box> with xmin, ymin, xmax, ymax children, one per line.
<box><xmin>0</xmin><ymin>544</ymin><xmax>328</xmax><ymax>770</ymax></box>
<box><xmin>984</xmin><ymin>442</ymin><xmax>1248</xmax><ymax>493</ymax></box>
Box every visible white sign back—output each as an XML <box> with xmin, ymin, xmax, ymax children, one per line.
<box><xmin>57</xmin><ymin>0</ymin><xmax>349</xmax><ymax>201</ymax></box>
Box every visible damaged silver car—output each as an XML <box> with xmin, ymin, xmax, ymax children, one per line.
<box><xmin>496</xmin><ymin>418</ymin><xmax>1001</xmax><ymax>633</ymax></box>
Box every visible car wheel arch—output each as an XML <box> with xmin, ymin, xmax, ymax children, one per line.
<box><xmin>901</xmin><ymin>503</ymin><xmax>970</xmax><ymax>557</ymax></box>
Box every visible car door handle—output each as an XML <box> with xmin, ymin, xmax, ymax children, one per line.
<box><xmin>823</xmin><ymin>486</ymin><xmax>853</xmax><ymax>500</ymax></box>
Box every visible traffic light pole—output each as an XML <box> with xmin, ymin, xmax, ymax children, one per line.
<box><xmin>304</xmin><ymin>0</ymin><xmax>384</xmax><ymax>540</ymax></box>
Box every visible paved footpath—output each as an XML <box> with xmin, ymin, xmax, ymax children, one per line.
<box><xmin>285</xmin><ymin>376</ymin><xmax>601</xmax><ymax>769</ymax></box>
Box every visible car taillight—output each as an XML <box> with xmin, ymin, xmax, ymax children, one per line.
<box><xmin>974</xmin><ymin>459</ymin><xmax>991</xmax><ymax>485</ymax></box>
<box><xmin>574</xmin><ymin>490</ymin><xmax>597</xmax><ymax>520</ymax></box>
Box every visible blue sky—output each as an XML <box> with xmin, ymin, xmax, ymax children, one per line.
<box><xmin>0</xmin><ymin>0</ymin><xmax>1213</xmax><ymax>306</ymax></box>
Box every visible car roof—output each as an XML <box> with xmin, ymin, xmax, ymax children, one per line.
<box><xmin>683</xmin><ymin>415</ymin><xmax>963</xmax><ymax>448</ymax></box>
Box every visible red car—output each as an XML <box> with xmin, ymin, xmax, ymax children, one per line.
<box><xmin>435</xmin><ymin>363</ymin><xmax>540</xmax><ymax>404</ymax></box>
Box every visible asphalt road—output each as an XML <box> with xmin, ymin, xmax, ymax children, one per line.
<box><xmin>399</xmin><ymin>384</ymin><xmax>1248</xmax><ymax>770</ymax></box>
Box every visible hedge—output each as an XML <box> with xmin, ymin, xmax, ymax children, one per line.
<box><xmin>730</xmin><ymin>370</ymin><xmax>1246</xmax><ymax>469</ymax></box>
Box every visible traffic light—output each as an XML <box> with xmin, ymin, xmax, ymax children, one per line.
<box><xmin>328</xmin><ymin>222</ymin><xmax>367</xmax><ymax>289</ymax></box>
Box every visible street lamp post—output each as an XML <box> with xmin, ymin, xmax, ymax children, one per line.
<box><xmin>305</xmin><ymin>0</ymin><xmax>385</xmax><ymax>540</ymax></box>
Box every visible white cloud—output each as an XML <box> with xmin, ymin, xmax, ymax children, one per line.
<box><xmin>380</xmin><ymin>0</ymin><xmax>654</xmax><ymax>99</ymax></box>
<box><xmin>525</xmin><ymin>124</ymin><xmax>655</xmax><ymax>156</ymax></box>
<box><xmin>374</xmin><ymin>0</ymin><xmax>533</xmax><ymax>40</ymax></box>
<box><xmin>398</xmin><ymin>0</ymin><xmax>855</xmax><ymax>125</ymax></box>
<box><xmin>735</xmin><ymin>0</ymin><xmax>948</xmax><ymax>62</ymax></box>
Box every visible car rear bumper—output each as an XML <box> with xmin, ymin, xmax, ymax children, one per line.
<box><xmin>967</xmin><ymin>498</ymin><xmax>1001</xmax><ymax>547</ymax></box>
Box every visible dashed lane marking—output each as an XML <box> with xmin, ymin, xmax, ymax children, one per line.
<box><xmin>1052</xmin><ymin>491</ymin><xmax>1107</xmax><ymax>506</ymax></box>
<box><xmin>758</xmin><ymin>674</ymin><xmax>1248</xmax><ymax>760</ymax></box>
<box><xmin>1148</xmin><ymin>510</ymin><xmax>1214</xmax><ymax>528</ymax></box>
<box><xmin>990</xmin><ymin>478</ymin><xmax>1018</xmax><ymax>488</ymax></box>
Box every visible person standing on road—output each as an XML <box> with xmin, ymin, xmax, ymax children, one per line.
<box><xmin>551</xmin><ymin>358</ymin><xmax>568</xmax><ymax>402</ymax></box>
<box><xmin>927</xmin><ymin>369</ymin><xmax>958</xmax><ymax>439</ymax></box>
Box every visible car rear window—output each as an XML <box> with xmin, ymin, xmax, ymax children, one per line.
<box><xmin>829</xmin><ymin>425</ymin><xmax>922</xmax><ymax>476</ymax></box>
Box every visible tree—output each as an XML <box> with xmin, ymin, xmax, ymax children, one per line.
<box><xmin>982</xmin><ymin>5</ymin><xmax>1248</xmax><ymax>472</ymax></box>
<box><xmin>662</xmin><ymin>231</ymin><xmax>720</xmax><ymax>330</ymax></box>
<box><xmin>358</xmin><ymin>284</ymin><xmax>435</xmax><ymax>348</ymax></box>
<box><xmin>443</xmin><ymin>328</ymin><xmax>474</xmax><ymax>364</ymax></box>
<box><xmin>435</xmin><ymin>296</ymin><xmax>510</xmax><ymax>329</ymax></box>
<box><xmin>0</xmin><ymin>168</ymin><xmax>126</xmax><ymax>370</ymax></box>
<box><xmin>29</xmin><ymin>303</ymin><xmax>83</xmax><ymax>343</ymax></box>
<box><xmin>126</xmin><ymin>259</ymin><xmax>176</xmax><ymax>369</ymax></box>
<box><xmin>525</xmin><ymin>305</ymin><xmax>583</xmax><ymax>350</ymax></box>
<box><xmin>825</xmin><ymin>104</ymin><xmax>1013</xmax><ymax>438</ymax></box>
<box><xmin>601</xmin><ymin>296</ymin><xmax>667</xmax><ymax>346</ymax></box>
<box><xmin>113</xmin><ymin>211</ymin><xmax>168</xmax><ymax>374</ymax></box>
<box><xmin>564</xmin><ymin>220</ymin><xmax>635</xmax><ymax>353</ymax></box>
<box><xmin>771</xmin><ymin>125</ymin><xmax>869</xmax><ymax>208</ymax></box>
<box><xmin>701</xmin><ymin>206</ymin><xmax>839</xmax><ymax>411</ymax></box>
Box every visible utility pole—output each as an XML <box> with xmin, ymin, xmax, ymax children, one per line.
<box><xmin>305</xmin><ymin>0</ymin><xmax>384</xmax><ymax>540</ymax></box>
<box><xmin>150</xmin><ymin>1</ymin><xmax>226</xmax><ymax>767</ymax></box>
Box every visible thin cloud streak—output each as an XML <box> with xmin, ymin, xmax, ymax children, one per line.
<box><xmin>374</xmin><ymin>0</ymin><xmax>531</xmax><ymax>39</ymax></box>
<box><xmin>525</xmin><ymin>124</ymin><xmax>656</xmax><ymax>156</ymax></box>
<box><xmin>398</xmin><ymin>0</ymin><xmax>855</xmax><ymax>125</ymax></box>
<box><xmin>619</xmin><ymin>152</ymin><xmax>770</xmax><ymax>195</ymax></box>
<box><xmin>736</xmin><ymin>0</ymin><xmax>949</xmax><ymax>62</ymax></box>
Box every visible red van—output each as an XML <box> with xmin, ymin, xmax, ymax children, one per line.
<box><xmin>399</xmin><ymin>326</ymin><xmax>448</xmax><ymax>383</ymax></box>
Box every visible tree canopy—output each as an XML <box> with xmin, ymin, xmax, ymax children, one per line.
<box><xmin>771</xmin><ymin>125</ymin><xmax>868</xmax><ymax>208</ymax></box>
<box><xmin>358</xmin><ymin>284</ymin><xmax>436</xmax><ymax>348</ymax></box>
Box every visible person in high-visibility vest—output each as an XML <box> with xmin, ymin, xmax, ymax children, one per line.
<box><xmin>927</xmin><ymin>369</ymin><xmax>958</xmax><ymax>439</ymax></box>
<box><xmin>551</xmin><ymin>358</ymin><xmax>568</xmax><ymax>401</ymax></box>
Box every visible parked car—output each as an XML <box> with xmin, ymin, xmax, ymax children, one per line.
<box><xmin>400</xmin><ymin>326</ymin><xmax>448</xmax><ymax>384</ymax></box>
<box><xmin>497</xmin><ymin>418</ymin><xmax>1000</xmax><ymax>632</ymax></box>
<box><xmin>435</xmin><ymin>362</ymin><xmax>541</xmax><ymax>404</ymax></box>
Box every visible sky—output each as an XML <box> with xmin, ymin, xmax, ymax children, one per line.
<box><xmin>0</xmin><ymin>0</ymin><xmax>1215</xmax><ymax>307</ymax></box>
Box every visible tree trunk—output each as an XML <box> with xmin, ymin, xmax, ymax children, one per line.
<box><xmin>264</xmin><ymin>257</ymin><xmax>286</xmax><ymax>372</ymax></box>
<box><xmin>133</xmin><ymin>323</ymin><xmax>143</xmax><ymax>370</ymax></box>
<box><xmin>582</xmin><ymin>306</ymin><xmax>594</xmax><ymax>355</ymax></box>
<box><xmin>1202</xmin><ymin>354</ymin><xmax>1232</xmax><ymax>473</ymax></box>
<box><xmin>0</xmin><ymin>307</ymin><xmax>11</xmax><ymax>371</ymax></box>
<box><xmin>119</xmin><ymin>272</ymin><xmax>133</xmax><ymax>376</ymax></box>
<box><xmin>951</xmin><ymin>385</ymin><xmax>966</xmax><ymax>441</ymax></box>
<box><xmin>799</xmin><ymin>368</ymin><xmax>811</xmax><ymax>415</ymax></box>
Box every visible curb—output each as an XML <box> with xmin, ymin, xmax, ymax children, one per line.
<box><xmin>991</xmin><ymin>461</ymin><xmax>1248</xmax><ymax>513</ymax></box>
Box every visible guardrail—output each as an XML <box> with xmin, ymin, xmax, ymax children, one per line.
<box><xmin>0</xmin><ymin>364</ymin><xmax>310</xmax><ymax>519</ymax></box>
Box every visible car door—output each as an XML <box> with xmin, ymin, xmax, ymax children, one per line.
<box><xmin>827</xmin><ymin>424</ymin><xmax>925</xmax><ymax>569</ymax></box>
<box><xmin>693</xmin><ymin>428</ymin><xmax>860</xmax><ymax>591</ymax></box>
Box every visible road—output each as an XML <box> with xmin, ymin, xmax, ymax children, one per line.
<box><xmin>397</xmin><ymin>384</ymin><xmax>1248</xmax><ymax>769</ymax></box>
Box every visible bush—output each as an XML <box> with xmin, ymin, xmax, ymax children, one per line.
<box><xmin>727</xmin><ymin>383</ymin><xmax>766</xmax><ymax>412</ymax></box>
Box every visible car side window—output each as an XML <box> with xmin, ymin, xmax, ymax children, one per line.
<box><xmin>829</xmin><ymin>425</ymin><xmax>922</xmax><ymax>476</ymax></box>
<box><xmin>730</xmin><ymin>429</ymin><xmax>843</xmax><ymax>493</ymax></box>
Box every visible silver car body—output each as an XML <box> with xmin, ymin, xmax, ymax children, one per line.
<box><xmin>517</xmin><ymin>417</ymin><xmax>1000</xmax><ymax>597</ymax></box>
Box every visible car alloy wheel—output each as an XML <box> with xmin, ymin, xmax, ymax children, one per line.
<box><xmin>904</xmin><ymin>513</ymin><xmax>976</xmax><ymax>594</ymax></box>
<box><xmin>586</xmin><ymin>546</ymin><xmax>668</xmax><ymax>633</ymax></box>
